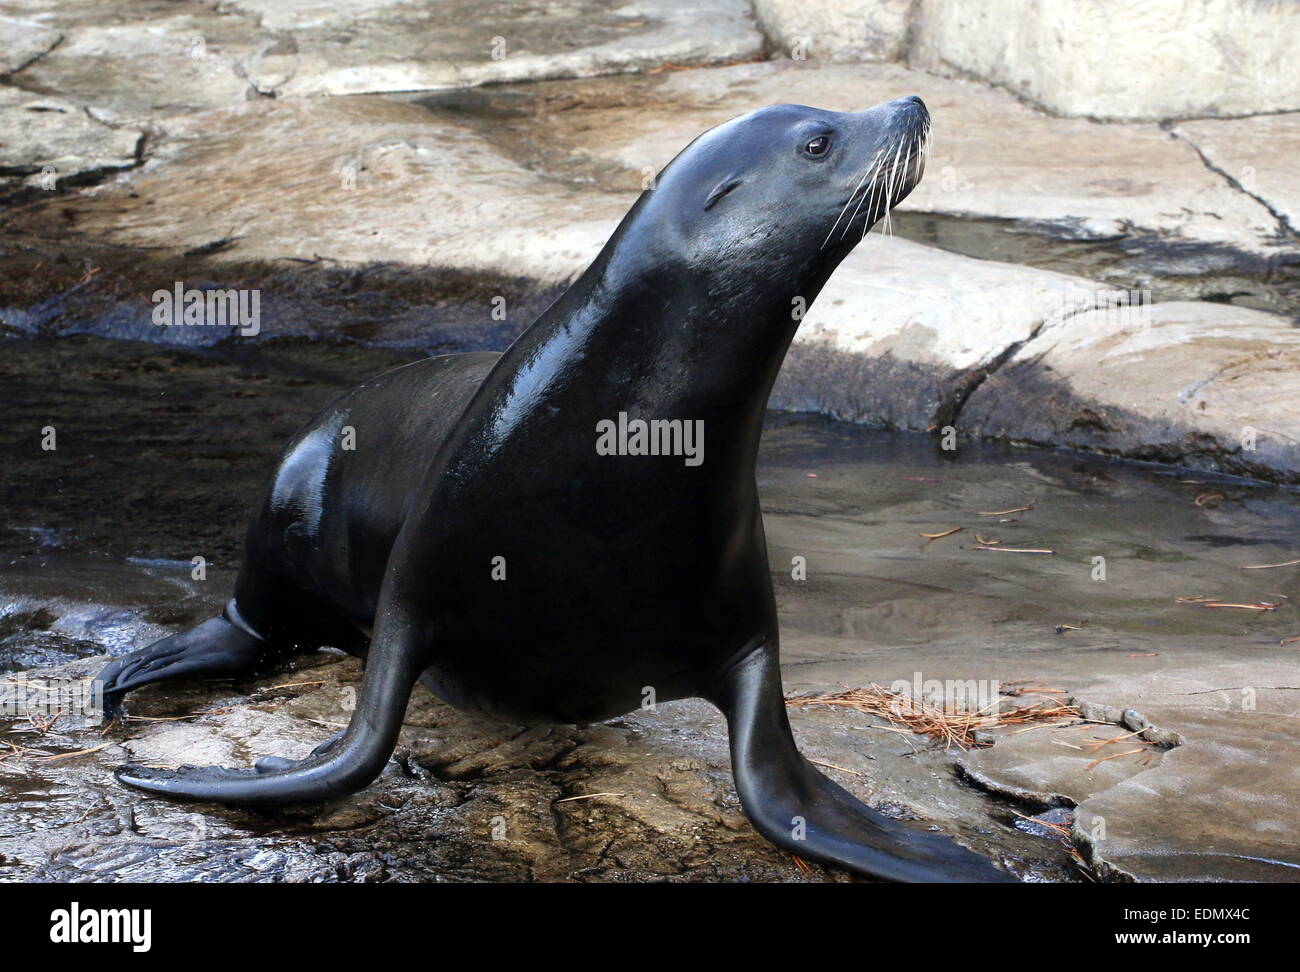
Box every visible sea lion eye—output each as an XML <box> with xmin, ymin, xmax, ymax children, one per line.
<box><xmin>803</xmin><ymin>135</ymin><xmax>831</xmax><ymax>157</ymax></box>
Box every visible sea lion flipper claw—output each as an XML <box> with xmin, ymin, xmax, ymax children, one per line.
<box><xmin>712</xmin><ymin>643</ymin><xmax>1016</xmax><ymax>883</ymax></box>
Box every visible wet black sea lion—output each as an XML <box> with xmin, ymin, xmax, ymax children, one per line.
<box><xmin>100</xmin><ymin>95</ymin><xmax>1012</xmax><ymax>882</ymax></box>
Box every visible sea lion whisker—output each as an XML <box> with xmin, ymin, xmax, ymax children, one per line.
<box><xmin>886</xmin><ymin>148</ymin><xmax>908</xmax><ymax>239</ymax></box>
<box><xmin>839</xmin><ymin>151</ymin><xmax>889</xmax><ymax>242</ymax></box>
<box><xmin>887</xmin><ymin>136</ymin><xmax>918</xmax><ymax>237</ymax></box>
<box><xmin>897</xmin><ymin>138</ymin><xmax>916</xmax><ymax>220</ymax></box>
<box><xmin>822</xmin><ymin>150</ymin><xmax>884</xmax><ymax>249</ymax></box>
<box><xmin>880</xmin><ymin>140</ymin><xmax>904</xmax><ymax>239</ymax></box>
<box><xmin>824</xmin><ymin>154</ymin><xmax>880</xmax><ymax>245</ymax></box>
<box><xmin>861</xmin><ymin>152</ymin><xmax>890</xmax><ymax>241</ymax></box>
<box><xmin>857</xmin><ymin>136</ymin><xmax>899</xmax><ymax>241</ymax></box>
<box><xmin>871</xmin><ymin>138</ymin><xmax>906</xmax><ymax>242</ymax></box>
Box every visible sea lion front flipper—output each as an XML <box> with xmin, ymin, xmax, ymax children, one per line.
<box><xmin>711</xmin><ymin>643</ymin><xmax>1016</xmax><ymax>883</ymax></box>
<box><xmin>114</xmin><ymin>607</ymin><xmax>431</xmax><ymax>807</ymax></box>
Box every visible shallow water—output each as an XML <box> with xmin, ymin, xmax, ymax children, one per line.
<box><xmin>891</xmin><ymin>211</ymin><xmax>1300</xmax><ymax>319</ymax></box>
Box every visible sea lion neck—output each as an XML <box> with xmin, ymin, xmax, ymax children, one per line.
<box><xmin>481</xmin><ymin>225</ymin><xmax>829</xmax><ymax>473</ymax></box>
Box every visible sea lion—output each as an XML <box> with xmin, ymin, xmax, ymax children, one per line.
<box><xmin>100</xmin><ymin>96</ymin><xmax>1012</xmax><ymax>882</ymax></box>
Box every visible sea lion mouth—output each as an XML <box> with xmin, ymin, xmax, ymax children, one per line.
<box><xmin>821</xmin><ymin>96</ymin><xmax>931</xmax><ymax>249</ymax></box>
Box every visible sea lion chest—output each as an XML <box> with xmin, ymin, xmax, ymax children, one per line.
<box><xmin>388</xmin><ymin>389</ymin><xmax>775</xmax><ymax>725</ymax></box>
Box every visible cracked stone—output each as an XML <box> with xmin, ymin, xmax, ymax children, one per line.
<box><xmin>5</xmin><ymin>5</ymin><xmax>264</xmax><ymax>124</ymax></box>
<box><xmin>0</xmin><ymin>87</ymin><xmax>142</xmax><ymax>193</ymax></box>
<box><xmin>0</xmin><ymin>15</ymin><xmax>62</xmax><ymax>76</ymax></box>
<box><xmin>960</xmin><ymin>301</ymin><xmax>1300</xmax><ymax>483</ymax></box>
<box><xmin>1173</xmin><ymin>113</ymin><xmax>1300</xmax><ymax>238</ymax></box>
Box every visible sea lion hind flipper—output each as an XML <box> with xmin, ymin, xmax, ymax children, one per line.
<box><xmin>97</xmin><ymin>601</ymin><xmax>268</xmax><ymax>721</ymax></box>
<box><xmin>712</xmin><ymin>644</ymin><xmax>1016</xmax><ymax>883</ymax></box>
<box><xmin>114</xmin><ymin>609</ymin><xmax>430</xmax><ymax>806</ymax></box>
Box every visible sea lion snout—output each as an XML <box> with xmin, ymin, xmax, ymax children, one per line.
<box><xmin>811</xmin><ymin>95</ymin><xmax>931</xmax><ymax>250</ymax></box>
<box><xmin>853</xmin><ymin>93</ymin><xmax>930</xmax><ymax>148</ymax></box>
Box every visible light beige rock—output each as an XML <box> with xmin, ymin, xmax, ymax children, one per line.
<box><xmin>222</xmin><ymin>0</ymin><xmax>412</xmax><ymax>32</ymax></box>
<box><xmin>8</xmin><ymin>10</ymin><xmax>261</xmax><ymax>123</ymax></box>
<box><xmin>753</xmin><ymin>0</ymin><xmax>912</xmax><ymax>62</ymax></box>
<box><xmin>52</xmin><ymin>96</ymin><xmax>624</xmax><ymax>283</ymax></box>
<box><xmin>0</xmin><ymin>15</ymin><xmax>61</xmax><ymax>75</ymax></box>
<box><xmin>269</xmin><ymin>0</ymin><xmax>765</xmax><ymax>98</ymax></box>
<box><xmin>773</xmin><ymin>236</ymin><xmax>1103</xmax><ymax>428</ymax></box>
<box><xmin>1174</xmin><ymin>113</ymin><xmax>1300</xmax><ymax>236</ymax></box>
<box><xmin>5</xmin><ymin>0</ymin><xmax>763</xmax><ymax>118</ymax></box>
<box><xmin>910</xmin><ymin>0</ymin><xmax>1300</xmax><ymax>121</ymax></box>
<box><xmin>961</xmin><ymin>301</ymin><xmax>1300</xmax><ymax>481</ymax></box>
<box><xmin>0</xmin><ymin>87</ymin><xmax>142</xmax><ymax>190</ymax></box>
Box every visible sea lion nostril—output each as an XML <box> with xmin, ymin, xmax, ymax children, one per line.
<box><xmin>891</xmin><ymin>95</ymin><xmax>929</xmax><ymax>120</ymax></box>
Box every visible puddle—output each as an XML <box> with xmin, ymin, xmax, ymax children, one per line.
<box><xmin>890</xmin><ymin>211</ymin><xmax>1300</xmax><ymax>319</ymax></box>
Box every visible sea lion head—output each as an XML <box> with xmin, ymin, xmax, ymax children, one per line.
<box><xmin>619</xmin><ymin>96</ymin><xmax>930</xmax><ymax>302</ymax></box>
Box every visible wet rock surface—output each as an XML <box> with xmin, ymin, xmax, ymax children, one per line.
<box><xmin>5</xmin><ymin>649</ymin><xmax>828</xmax><ymax>883</ymax></box>
<box><xmin>758</xmin><ymin>417</ymin><xmax>1300</xmax><ymax>883</ymax></box>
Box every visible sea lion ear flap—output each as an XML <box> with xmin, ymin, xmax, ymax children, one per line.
<box><xmin>703</xmin><ymin>176</ymin><xmax>743</xmax><ymax>211</ymax></box>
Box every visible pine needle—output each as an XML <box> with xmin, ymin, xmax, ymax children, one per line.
<box><xmin>787</xmin><ymin>684</ymin><xmax>1078</xmax><ymax>751</ymax></box>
